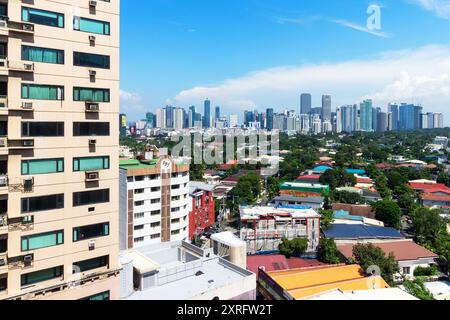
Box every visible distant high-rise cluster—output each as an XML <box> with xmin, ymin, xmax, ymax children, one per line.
<box><xmin>124</xmin><ymin>94</ymin><xmax>445</xmax><ymax>136</ymax></box>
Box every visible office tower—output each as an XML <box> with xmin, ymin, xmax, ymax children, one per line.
<box><xmin>311</xmin><ymin>107</ymin><xmax>322</xmax><ymax>116</ymax></box>
<box><xmin>372</xmin><ymin>107</ymin><xmax>380</xmax><ymax>132</ymax></box>
<box><xmin>426</xmin><ymin>112</ymin><xmax>434</xmax><ymax>129</ymax></box>
<box><xmin>434</xmin><ymin>113</ymin><xmax>444</xmax><ymax>129</ymax></box>
<box><xmin>360</xmin><ymin>100</ymin><xmax>373</xmax><ymax>131</ymax></box>
<box><xmin>388</xmin><ymin>103</ymin><xmax>399</xmax><ymax>131</ymax></box>
<box><xmin>173</xmin><ymin>108</ymin><xmax>185</xmax><ymax>130</ymax></box>
<box><xmin>165</xmin><ymin>105</ymin><xmax>174</xmax><ymax>129</ymax></box>
<box><xmin>215</xmin><ymin>106</ymin><xmax>220</xmax><ymax>121</ymax></box>
<box><xmin>300</xmin><ymin>115</ymin><xmax>310</xmax><ymax>134</ymax></box>
<box><xmin>300</xmin><ymin>93</ymin><xmax>312</xmax><ymax>115</ymax></box>
<box><xmin>203</xmin><ymin>99</ymin><xmax>211</xmax><ymax>128</ymax></box>
<box><xmin>188</xmin><ymin>106</ymin><xmax>195</xmax><ymax>127</ymax></box>
<box><xmin>229</xmin><ymin>115</ymin><xmax>238</xmax><ymax>128</ymax></box>
<box><xmin>119</xmin><ymin>149</ymin><xmax>190</xmax><ymax>249</ymax></box>
<box><xmin>266</xmin><ymin>108</ymin><xmax>274</xmax><ymax>130</ymax></box>
<box><xmin>377</xmin><ymin>112</ymin><xmax>388</xmax><ymax>132</ymax></box>
<box><xmin>120</xmin><ymin>114</ymin><xmax>127</xmax><ymax>137</ymax></box>
<box><xmin>146</xmin><ymin>112</ymin><xmax>156</xmax><ymax>129</ymax></box>
<box><xmin>388</xmin><ymin>113</ymin><xmax>393</xmax><ymax>131</ymax></box>
<box><xmin>273</xmin><ymin>114</ymin><xmax>286</xmax><ymax>131</ymax></box>
<box><xmin>339</xmin><ymin>105</ymin><xmax>353</xmax><ymax>133</ymax></box>
<box><xmin>156</xmin><ymin>108</ymin><xmax>166</xmax><ymax>129</ymax></box>
<box><xmin>243</xmin><ymin>110</ymin><xmax>255</xmax><ymax>127</ymax></box>
<box><xmin>0</xmin><ymin>1</ymin><xmax>120</xmax><ymax>300</ymax></box>
<box><xmin>413</xmin><ymin>105</ymin><xmax>423</xmax><ymax>130</ymax></box>
<box><xmin>399</xmin><ymin>104</ymin><xmax>415</xmax><ymax>131</ymax></box>
<box><xmin>322</xmin><ymin>95</ymin><xmax>332</xmax><ymax>121</ymax></box>
<box><xmin>336</xmin><ymin>107</ymin><xmax>342</xmax><ymax>133</ymax></box>
<box><xmin>421</xmin><ymin>114</ymin><xmax>428</xmax><ymax>129</ymax></box>
<box><xmin>312</xmin><ymin>115</ymin><xmax>322</xmax><ymax>134</ymax></box>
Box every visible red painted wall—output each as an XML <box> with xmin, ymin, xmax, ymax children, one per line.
<box><xmin>189</xmin><ymin>190</ymin><xmax>216</xmax><ymax>239</ymax></box>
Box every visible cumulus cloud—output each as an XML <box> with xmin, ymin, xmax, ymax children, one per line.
<box><xmin>120</xmin><ymin>90</ymin><xmax>148</xmax><ymax>119</ymax></box>
<box><xmin>408</xmin><ymin>0</ymin><xmax>450</xmax><ymax>19</ymax></box>
<box><xmin>174</xmin><ymin>44</ymin><xmax>450</xmax><ymax>123</ymax></box>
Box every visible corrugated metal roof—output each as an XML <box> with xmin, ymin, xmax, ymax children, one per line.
<box><xmin>323</xmin><ymin>224</ymin><xmax>404</xmax><ymax>240</ymax></box>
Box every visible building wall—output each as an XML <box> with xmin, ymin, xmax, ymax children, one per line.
<box><xmin>189</xmin><ymin>190</ymin><xmax>215</xmax><ymax>239</ymax></box>
<box><xmin>1</xmin><ymin>0</ymin><xmax>120</xmax><ymax>300</ymax></box>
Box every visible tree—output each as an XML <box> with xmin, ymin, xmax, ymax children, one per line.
<box><xmin>320</xmin><ymin>169</ymin><xmax>356</xmax><ymax>191</ymax></box>
<box><xmin>318</xmin><ymin>238</ymin><xmax>340</xmax><ymax>264</ymax></box>
<box><xmin>352</xmin><ymin>243</ymin><xmax>400</xmax><ymax>285</ymax></box>
<box><xmin>411</xmin><ymin>207</ymin><xmax>446</xmax><ymax>248</ymax></box>
<box><xmin>332</xmin><ymin>190</ymin><xmax>364</xmax><ymax>204</ymax></box>
<box><xmin>371</xmin><ymin>200</ymin><xmax>402</xmax><ymax>229</ymax></box>
<box><xmin>403</xmin><ymin>279</ymin><xmax>435</xmax><ymax>300</ymax></box>
<box><xmin>320</xmin><ymin>210</ymin><xmax>334</xmax><ymax>230</ymax></box>
<box><xmin>279</xmin><ymin>238</ymin><xmax>308</xmax><ymax>258</ymax></box>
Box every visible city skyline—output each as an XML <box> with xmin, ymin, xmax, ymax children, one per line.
<box><xmin>120</xmin><ymin>0</ymin><xmax>450</xmax><ymax>124</ymax></box>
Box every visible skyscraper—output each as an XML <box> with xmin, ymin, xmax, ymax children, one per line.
<box><xmin>173</xmin><ymin>108</ymin><xmax>185</xmax><ymax>130</ymax></box>
<box><xmin>215</xmin><ymin>106</ymin><xmax>220</xmax><ymax>121</ymax></box>
<box><xmin>203</xmin><ymin>99</ymin><xmax>211</xmax><ymax>128</ymax></box>
<box><xmin>0</xmin><ymin>0</ymin><xmax>120</xmax><ymax>300</ymax></box>
<box><xmin>146</xmin><ymin>112</ymin><xmax>156</xmax><ymax>129</ymax></box>
<box><xmin>322</xmin><ymin>95</ymin><xmax>332</xmax><ymax>121</ymax></box>
<box><xmin>266</xmin><ymin>108</ymin><xmax>274</xmax><ymax>130</ymax></box>
<box><xmin>399</xmin><ymin>104</ymin><xmax>415</xmax><ymax>131</ymax></box>
<box><xmin>165</xmin><ymin>105</ymin><xmax>174</xmax><ymax>129</ymax></box>
<box><xmin>377</xmin><ymin>112</ymin><xmax>388</xmax><ymax>132</ymax></box>
<box><xmin>360</xmin><ymin>100</ymin><xmax>373</xmax><ymax>131</ymax></box>
<box><xmin>300</xmin><ymin>93</ymin><xmax>312</xmax><ymax>115</ymax></box>
<box><xmin>120</xmin><ymin>114</ymin><xmax>127</xmax><ymax>137</ymax></box>
<box><xmin>156</xmin><ymin>108</ymin><xmax>166</xmax><ymax>128</ymax></box>
<box><xmin>388</xmin><ymin>103</ymin><xmax>399</xmax><ymax>131</ymax></box>
<box><xmin>434</xmin><ymin>113</ymin><xmax>444</xmax><ymax>128</ymax></box>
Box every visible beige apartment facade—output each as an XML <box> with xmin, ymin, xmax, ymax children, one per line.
<box><xmin>0</xmin><ymin>0</ymin><xmax>120</xmax><ymax>300</ymax></box>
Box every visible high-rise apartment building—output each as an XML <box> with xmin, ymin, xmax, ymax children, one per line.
<box><xmin>215</xmin><ymin>106</ymin><xmax>220</xmax><ymax>121</ymax></box>
<box><xmin>173</xmin><ymin>108</ymin><xmax>185</xmax><ymax>130</ymax></box>
<box><xmin>203</xmin><ymin>99</ymin><xmax>211</xmax><ymax>128</ymax></box>
<box><xmin>388</xmin><ymin>103</ymin><xmax>399</xmax><ymax>131</ymax></box>
<box><xmin>119</xmin><ymin>149</ymin><xmax>190</xmax><ymax>250</ymax></box>
<box><xmin>156</xmin><ymin>108</ymin><xmax>166</xmax><ymax>129</ymax></box>
<box><xmin>266</xmin><ymin>108</ymin><xmax>274</xmax><ymax>130</ymax></box>
<box><xmin>321</xmin><ymin>95</ymin><xmax>331</xmax><ymax>121</ymax></box>
<box><xmin>376</xmin><ymin>112</ymin><xmax>388</xmax><ymax>132</ymax></box>
<box><xmin>434</xmin><ymin>113</ymin><xmax>444</xmax><ymax>129</ymax></box>
<box><xmin>300</xmin><ymin>93</ymin><xmax>311</xmax><ymax>115</ymax></box>
<box><xmin>119</xmin><ymin>114</ymin><xmax>127</xmax><ymax>137</ymax></box>
<box><xmin>359</xmin><ymin>100</ymin><xmax>373</xmax><ymax>131</ymax></box>
<box><xmin>0</xmin><ymin>0</ymin><xmax>120</xmax><ymax>300</ymax></box>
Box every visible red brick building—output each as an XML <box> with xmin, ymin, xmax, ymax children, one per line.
<box><xmin>188</xmin><ymin>182</ymin><xmax>216</xmax><ymax>239</ymax></box>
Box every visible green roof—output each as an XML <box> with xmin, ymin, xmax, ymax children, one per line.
<box><xmin>119</xmin><ymin>159</ymin><xmax>159</xmax><ymax>170</ymax></box>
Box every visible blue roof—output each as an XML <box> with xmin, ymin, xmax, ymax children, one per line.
<box><xmin>323</xmin><ymin>224</ymin><xmax>404</xmax><ymax>240</ymax></box>
<box><xmin>278</xmin><ymin>205</ymin><xmax>312</xmax><ymax>210</ymax></box>
<box><xmin>313</xmin><ymin>165</ymin><xmax>333</xmax><ymax>172</ymax></box>
<box><xmin>333</xmin><ymin>210</ymin><xmax>364</xmax><ymax>222</ymax></box>
<box><xmin>346</xmin><ymin>168</ymin><xmax>367</xmax><ymax>175</ymax></box>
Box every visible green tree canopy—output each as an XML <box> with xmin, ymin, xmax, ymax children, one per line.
<box><xmin>318</xmin><ymin>238</ymin><xmax>340</xmax><ymax>264</ymax></box>
<box><xmin>371</xmin><ymin>200</ymin><xmax>402</xmax><ymax>229</ymax></box>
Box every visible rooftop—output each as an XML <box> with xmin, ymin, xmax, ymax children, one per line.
<box><xmin>210</xmin><ymin>232</ymin><xmax>245</xmax><ymax>248</ymax></box>
<box><xmin>307</xmin><ymin>288</ymin><xmax>418</xmax><ymax>300</ymax></box>
<box><xmin>189</xmin><ymin>181</ymin><xmax>216</xmax><ymax>193</ymax></box>
<box><xmin>323</xmin><ymin>224</ymin><xmax>404</xmax><ymax>240</ymax></box>
<box><xmin>119</xmin><ymin>158</ymin><xmax>159</xmax><ymax>169</ymax></box>
<box><xmin>266</xmin><ymin>264</ymin><xmax>389</xmax><ymax>300</ymax></box>
<box><xmin>247</xmin><ymin>255</ymin><xmax>325</xmax><ymax>274</ymax></box>
<box><xmin>408</xmin><ymin>182</ymin><xmax>450</xmax><ymax>194</ymax></box>
<box><xmin>271</xmin><ymin>195</ymin><xmax>325</xmax><ymax>204</ymax></box>
<box><xmin>240</xmin><ymin>205</ymin><xmax>320</xmax><ymax>220</ymax></box>
<box><xmin>338</xmin><ymin>240</ymin><xmax>438</xmax><ymax>262</ymax></box>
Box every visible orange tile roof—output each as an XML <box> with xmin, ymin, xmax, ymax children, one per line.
<box><xmin>421</xmin><ymin>193</ymin><xmax>450</xmax><ymax>202</ymax></box>
<box><xmin>267</xmin><ymin>264</ymin><xmax>390</xmax><ymax>300</ymax></box>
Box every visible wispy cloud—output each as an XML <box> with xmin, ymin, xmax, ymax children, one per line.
<box><xmin>174</xmin><ymin>44</ymin><xmax>450</xmax><ymax>124</ymax></box>
<box><xmin>331</xmin><ymin>19</ymin><xmax>391</xmax><ymax>38</ymax></box>
<box><xmin>408</xmin><ymin>0</ymin><xmax>450</xmax><ymax>19</ymax></box>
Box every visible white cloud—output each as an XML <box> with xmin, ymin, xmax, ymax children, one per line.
<box><xmin>174</xmin><ymin>44</ymin><xmax>450</xmax><ymax>123</ymax></box>
<box><xmin>120</xmin><ymin>90</ymin><xmax>148</xmax><ymax>118</ymax></box>
<box><xmin>408</xmin><ymin>0</ymin><xmax>450</xmax><ymax>19</ymax></box>
<box><xmin>332</xmin><ymin>19</ymin><xmax>391</xmax><ymax>38</ymax></box>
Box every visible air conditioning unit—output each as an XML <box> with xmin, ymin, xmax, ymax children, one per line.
<box><xmin>85</xmin><ymin>103</ymin><xmax>99</xmax><ymax>112</ymax></box>
<box><xmin>23</xmin><ymin>23</ymin><xmax>34</xmax><ymax>31</ymax></box>
<box><xmin>0</xmin><ymin>175</ymin><xmax>7</xmax><ymax>187</ymax></box>
<box><xmin>22</xmin><ymin>102</ymin><xmax>33</xmax><ymax>110</ymax></box>
<box><xmin>0</xmin><ymin>215</ymin><xmax>6</xmax><ymax>227</ymax></box>
<box><xmin>23</xmin><ymin>178</ymin><xmax>34</xmax><ymax>190</ymax></box>
<box><xmin>22</xmin><ymin>140</ymin><xmax>34</xmax><ymax>147</ymax></box>
<box><xmin>23</xmin><ymin>63</ymin><xmax>34</xmax><ymax>71</ymax></box>
<box><xmin>0</xmin><ymin>20</ymin><xmax>7</xmax><ymax>28</ymax></box>
<box><xmin>88</xmin><ymin>241</ymin><xmax>96</xmax><ymax>251</ymax></box>
<box><xmin>89</xmin><ymin>35</ymin><xmax>96</xmax><ymax>42</ymax></box>
<box><xmin>89</xmin><ymin>139</ymin><xmax>97</xmax><ymax>145</ymax></box>
<box><xmin>89</xmin><ymin>0</ymin><xmax>98</xmax><ymax>7</ymax></box>
<box><xmin>86</xmin><ymin>171</ymin><xmax>99</xmax><ymax>181</ymax></box>
<box><xmin>22</xmin><ymin>215</ymin><xmax>34</xmax><ymax>225</ymax></box>
<box><xmin>23</xmin><ymin>254</ymin><xmax>34</xmax><ymax>264</ymax></box>
<box><xmin>0</xmin><ymin>257</ymin><xmax>6</xmax><ymax>266</ymax></box>
<box><xmin>89</xmin><ymin>70</ymin><xmax>97</xmax><ymax>76</ymax></box>
<box><xmin>0</xmin><ymin>138</ymin><xmax>6</xmax><ymax>148</ymax></box>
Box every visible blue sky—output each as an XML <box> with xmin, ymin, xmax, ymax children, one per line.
<box><xmin>120</xmin><ymin>0</ymin><xmax>450</xmax><ymax>123</ymax></box>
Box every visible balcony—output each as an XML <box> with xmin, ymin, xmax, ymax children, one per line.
<box><xmin>0</xmin><ymin>17</ymin><xmax>34</xmax><ymax>35</ymax></box>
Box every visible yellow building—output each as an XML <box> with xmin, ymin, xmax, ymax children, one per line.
<box><xmin>0</xmin><ymin>0</ymin><xmax>120</xmax><ymax>300</ymax></box>
<box><xmin>258</xmin><ymin>264</ymin><xmax>390</xmax><ymax>300</ymax></box>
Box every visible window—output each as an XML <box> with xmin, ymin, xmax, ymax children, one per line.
<box><xmin>73</xmin><ymin>156</ymin><xmax>110</xmax><ymax>172</ymax></box>
<box><xmin>134</xmin><ymin>237</ymin><xmax>144</xmax><ymax>243</ymax></box>
<box><xmin>73</xmin><ymin>52</ymin><xmax>110</xmax><ymax>69</ymax></box>
<box><xmin>22</xmin><ymin>122</ymin><xmax>64</xmax><ymax>137</ymax></box>
<box><xmin>134</xmin><ymin>201</ymin><xmax>144</xmax><ymax>207</ymax></box>
<box><xmin>21</xmin><ymin>266</ymin><xmax>63</xmax><ymax>287</ymax></box>
<box><xmin>135</xmin><ymin>176</ymin><xmax>145</xmax><ymax>182</ymax></box>
<box><xmin>21</xmin><ymin>158</ymin><xmax>64</xmax><ymax>175</ymax></box>
<box><xmin>73</xmin><ymin>17</ymin><xmax>110</xmax><ymax>35</ymax></box>
<box><xmin>150</xmin><ymin>234</ymin><xmax>160</xmax><ymax>239</ymax></box>
<box><xmin>171</xmin><ymin>230</ymin><xmax>180</xmax><ymax>235</ymax></box>
<box><xmin>0</xmin><ymin>276</ymin><xmax>6</xmax><ymax>292</ymax></box>
<box><xmin>150</xmin><ymin>222</ymin><xmax>160</xmax><ymax>228</ymax></box>
<box><xmin>22</xmin><ymin>7</ymin><xmax>64</xmax><ymax>28</ymax></box>
<box><xmin>73</xmin><ymin>189</ymin><xmax>110</xmax><ymax>207</ymax></box>
<box><xmin>22</xmin><ymin>84</ymin><xmax>64</xmax><ymax>100</ymax></box>
<box><xmin>151</xmin><ymin>210</ymin><xmax>160</xmax><ymax>216</ymax></box>
<box><xmin>81</xmin><ymin>291</ymin><xmax>110</xmax><ymax>301</ymax></box>
<box><xmin>134</xmin><ymin>189</ymin><xmax>144</xmax><ymax>194</ymax></box>
<box><xmin>22</xmin><ymin>46</ymin><xmax>64</xmax><ymax>64</ymax></box>
<box><xmin>73</xmin><ymin>122</ymin><xmax>110</xmax><ymax>136</ymax></box>
<box><xmin>171</xmin><ymin>207</ymin><xmax>180</xmax><ymax>213</ymax></box>
<box><xmin>73</xmin><ymin>87</ymin><xmax>110</xmax><ymax>102</ymax></box>
<box><xmin>134</xmin><ymin>212</ymin><xmax>144</xmax><ymax>219</ymax></box>
<box><xmin>0</xmin><ymin>238</ymin><xmax>7</xmax><ymax>253</ymax></box>
<box><xmin>73</xmin><ymin>255</ymin><xmax>109</xmax><ymax>273</ymax></box>
<box><xmin>151</xmin><ymin>187</ymin><xmax>160</xmax><ymax>192</ymax></box>
<box><xmin>134</xmin><ymin>225</ymin><xmax>144</xmax><ymax>231</ymax></box>
<box><xmin>403</xmin><ymin>267</ymin><xmax>411</xmax><ymax>275</ymax></box>
<box><xmin>21</xmin><ymin>230</ymin><xmax>64</xmax><ymax>251</ymax></box>
<box><xmin>22</xmin><ymin>194</ymin><xmax>64</xmax><ymax>213</ymax></box>
<box><xmin>172</xmin><ymin>185</ymin><xmax>180</xmax><ymax>190</ymax></box>
<box><xmin>171</xmin><ymin>219</ymin><xmax>180</xmax><ymax>224</ymax></box>
<box><xmin>151</xmin><ymin>199</ymin><xmax>160</xmax><ymax>204</ymax></box>
<box><xmin>73</xmin><ymin>222</ymin><xmax>109</xmax><ymax>242</ymax></box>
